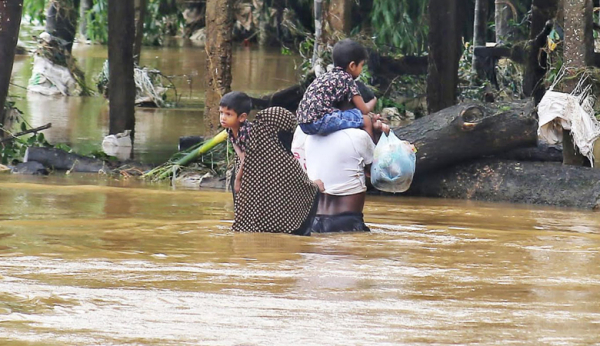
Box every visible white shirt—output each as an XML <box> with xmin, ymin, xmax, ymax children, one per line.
<box><xmin>298</xmin><ymin>128</ymin><xmax>375</xmax><ymax>196</ymax></box>
<box><xmin>292</xmin><ymin>127</ymin><xmax>308</xmax><ymax>173</ymax></box>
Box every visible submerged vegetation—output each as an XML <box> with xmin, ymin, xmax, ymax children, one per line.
<box><xmin>143</xmin><ymin>131</ymin><xmax>232</xmax><ymax>183</ymax></box>
<box><xmin>0</xmin><ymin>103</ymin><xmax>52</xmax><ymax>165</ymax></box>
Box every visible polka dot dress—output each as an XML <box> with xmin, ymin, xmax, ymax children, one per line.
<box><xmin>232</xmin><ymin>107</ymin><xmax>319</xmax><ymax>233</ymax></box>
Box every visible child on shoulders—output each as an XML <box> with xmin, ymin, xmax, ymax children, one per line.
<box><xmin>296</xmin><ymin>39</ymin><xmax>389</xmax><ymax>139</ymax></box>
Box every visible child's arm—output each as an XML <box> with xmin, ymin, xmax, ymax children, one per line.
<box><xmin>235</xmin><ymin>155</ymin><xmax>244</xmax><ymax>193</ymax></box>
<box><xmin>232</xmin><ymin>143</ymin><xmax>244</xmax><ymax>193</ymax></box>
<box><xmin>352</xmin><ymin>94</ymin><xmax>377</xmax><ymax>115</ymax></box>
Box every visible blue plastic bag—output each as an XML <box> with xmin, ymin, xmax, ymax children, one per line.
<box><xmin>370</xmin><ymin>131</ymin><xmax>416</xmax><ymax>193</ymax></box>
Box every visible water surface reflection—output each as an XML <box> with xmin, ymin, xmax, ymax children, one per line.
<box><xmin>10</xmin><ymin>44</ymin><xmax>299</xmax><ymax>164</ymax></box>
<box><xmin>0</xmin><ymin>176</ymin><xmax>599</xmax><ymax>345</ymax></box>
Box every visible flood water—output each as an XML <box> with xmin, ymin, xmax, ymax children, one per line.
<box><xmin>10</xmin><ymin>42</ymin><xmax>299</xmax><ymax>164</ymax></box>
<box><xmin>3</xmin><ymin>42</ymin><xmax>600</xmax><ymax>345</ymax></box>
<box><xmin>1</xmin><ymin>175</ymin><xmax>600</xmax><ymax>345</ymax></box>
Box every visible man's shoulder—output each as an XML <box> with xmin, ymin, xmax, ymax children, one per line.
<box><xmin>307</xmin><ymin>128</ymin><xmax>371</xmax><ymax>146</ymax></box>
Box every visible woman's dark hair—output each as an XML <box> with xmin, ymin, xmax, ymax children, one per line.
<box><xmin>332</xmin><ymin>39</ymin><xmax>368</xmax><ymax>69</ymax></box>
<box><xmin>220</xmin><ymin>91</ymin><xmax>252</xmax><ymax>116</ymax></box>
<box><xmin>355</xmin><ymin>81</ymin><xmax>375</xmax><ymax>103</ymax></box>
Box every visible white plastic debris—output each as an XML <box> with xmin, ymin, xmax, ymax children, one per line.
<box><xmin>538</xmin><ymin>70</ymin><xmax>600</xmax><ymax>165</ymax></box>
<box><xmin>27</xmin><ymin>55</ymin><xmax>77</xmax><ymax>96</ymax></box>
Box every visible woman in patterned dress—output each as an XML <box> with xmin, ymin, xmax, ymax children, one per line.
<box><xmin>231</xmin><ymin>106</ymin><xmax>321</xmax><ymax>234</ymax></box>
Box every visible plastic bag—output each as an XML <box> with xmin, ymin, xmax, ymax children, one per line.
<box><xmin>370</xmin><ymin>131</ymin><xmax>416</xmax><ymax>193</ymax></box>
<box><xmin>28</xmin><ymin>55</ymin><xmax>77</xmax><ymax>96</ymax></box>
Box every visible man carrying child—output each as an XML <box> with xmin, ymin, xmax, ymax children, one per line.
<box><xmin>296</xmin><ymin>39</ymin><xmax>389</xmax><ymax>138</ymax></box>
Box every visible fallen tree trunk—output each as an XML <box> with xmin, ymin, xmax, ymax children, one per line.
<box><xmin>493</xmin><ymin>142</ymin><xmax>562</xmax><ymax>163</ymax></box>
<box><xmin>407</xmin><ymin>159</ymin><xmax>600</xmax><ymax>210</ymax></box>
<box><xmin>394</xmin><ymin>99</ymin><xmax>538</xmax><ymax>176</ymax></box>
<box><xmin>251</xmin><ymin>53</ymin><xmax>428</xmax><ymax>113</ymax></box>
<box><xmin>25</xmin><ymin>147</ymin><xmax>109</xmax><ymax>173</ymax></box>
<box><xmin>249</xmin><ymin>79</ymin><xmax>312</xmax><ymax>112</ymax></box>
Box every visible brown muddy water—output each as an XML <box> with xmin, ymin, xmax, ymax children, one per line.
<box><xmin>10</xmin><ymin>43</ymin><xmax>299</xmax><ymax>164</ymax></box>
<box><xmin>3</xmin><ymin>44</ymin><xmax>600</xmax><ymax>345</ymax></box>
<box><xmin>1</xmin><ymin>174</ymin><xmax>600</xmax><ymax>345</ymax></box>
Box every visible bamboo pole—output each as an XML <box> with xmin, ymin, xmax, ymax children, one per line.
<box><xmin>143</xmin><ymin>130</ymin><xmax>228</xmax><ymax>181</ymax></box>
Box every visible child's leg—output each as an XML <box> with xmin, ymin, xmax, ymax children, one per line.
<box><xmin>362</xmin><ymin>114</ymin><xmax>375</xmax><ymax>140</ymax></box>
<box><xmin>315</xmin><ymin>109</ymin><xmax>364</xmax><ymax>135</ymax></box>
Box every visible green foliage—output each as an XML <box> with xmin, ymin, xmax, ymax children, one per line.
<box><xmin>86</xmin><ymin>0</ymin><xmax>109</xmax><ymax>44</ymax></box>
<box><xmin>143</xmin><ymin>0</ymin><xmax>184</xmax><ymax>46</ymax></box>
<box><xmin>370</xmin><ymin>0</ymin><xmax>428</xmax><ymax>56</ymax></box>
<box><xmin>23</xmin><ymin>0</ymin><xmax>47</xmax><ymax>24</ymax></box>
<box><xmin>457</xmin><ymin>42</ymin><xmax>522</xmax><ymax>102</ymax></box>
<box><xmin>1</xmin><ymin>104</ymin><xmax>53</xmax><ymax>165</ymax></box>
<box><xmin>375</xmin><ymin>96</ymin><xmax>406</xmax><ymax>114</ymax></box>
<box><xmin>85</xmin><ymin>0</ymin><xmax>183</xmax><ymax>46</ymax></box>
<box><xmin>297</xmin><ymin>37</ymin><xmax>317</xmax><ymax>76</ymax></box>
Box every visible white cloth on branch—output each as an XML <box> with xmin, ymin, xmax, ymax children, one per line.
<box><xmin>27</xmin><ymin>55</ymin><xmax>76</xmax><ymax>96</ymax></box>
<box><xmin>537</xmin><ymin>74</ymin><xmax>600</xmax><ymax>165</ymax></box>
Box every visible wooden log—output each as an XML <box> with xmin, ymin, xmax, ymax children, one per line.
<box><xmin>179</xmin><ymin>135</ymin><xmax>205</xmax><ymax>151</ymax></box>
<box><xmin>493</xmin><ymin>142</ymin><xmax>563</xmax><ymax>163</ymax></box>
<box><xmin>249</xmin><ymin>78</ymin><xmax>313</xmax><ymax>112</ymax></box>
<box><xmin>250</xmin><ymin>52</ymin><xmax>427</xmax><ymax>113</ymax></box>
<box><xmin>24</xmin><ymin>147</ymin><xmax>109</xmax><ymax>173</ymax></box>
<box><xmin>407</xmin><ymin>159</ymin><xmax>600</xmax><ymax>210</ymax></box>
<box><xmin>393</xmin><ymin>99</ymin><xmax>538</xmax><ymax>176</ymax></box>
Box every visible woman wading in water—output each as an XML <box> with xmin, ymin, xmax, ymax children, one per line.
<box><xmin>227</xmin><ymin>105</ymin><xmax>322</xmax><ymax>234</ymax></box>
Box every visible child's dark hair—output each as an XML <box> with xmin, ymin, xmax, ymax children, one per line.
<box><xmin>332</xmin><ymin>39</ymin><xmax>368</xmax><ymax>69</ymax></box>
<box><xmin>220</xmin><ymin>91</ymin><xmax>252</xmax><ymax>116</ymax></box>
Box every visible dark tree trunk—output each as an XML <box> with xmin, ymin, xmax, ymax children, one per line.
<box><xmin>494</xmin><ymin>142</ymin><xmax>563</xmax><ymax>163</ymax></box>
<box><xmin>249</xmin><ymin>77</ymin><xmax>315</xmax><ymax>112</ymax></box>
<box><xmin>562</xmin><ymin>0</ymin><xmax>594</xmax><ymax>166</ymax></box>
<box><xmin>407</xmin><ymin>160</ymin><xmax>600</xmax><ymax>210</ymax></box>
<box><xmin>46</xmin><ymin>0</ymin><xmax>80</xmax><ymax>53</ymax></box>
<box><xmin>327</xmin><ymin>0</ymin><xmax>353</xmax><ymax>35</ymax></box>
<box><xmin>25</xmin><ymin>147</ymin><xmax>109</xmax><ymax>173</ymax></box>
<box><xmin>79</xmin><ymin>0</ymin><xmax>93</xmax><ymax>38</ymax></box>
<box><xmin>204</xmin><ymin>0</ymin><xmax>234</xmax><ymax>135</ymax></box>
<box><xmin>24</xmin><ymin>147</ymin><xmax>152</xmax><ymax>173</ymax></box>
<box><xmin>471</xmin><ymin>0</ymin><xmax>489</xmax><ymax>79</ymax></box>
<box><xmin>0</xmin><ymin>0</ymin><xmax>23</xmax><ymax>138</ymax></box>
<box><xmin>523</xmin><ymin>0</ymin><xmax>560</xmax><ymax>103</ymax></box>
<box><xmin>426</xmin><ymin>0</ymin><xmax>463</xmax><ymax>113</ymax></box>
<box><xmin>108</xmin><ymin>0</ymin><xmax>136</xmax><ymax>136</ymax></box>
<box><xmin>133</xmin><ymin>0</ymin><xmax>147</xmax><ymax>65</ymax></box>
<box><xmin>394</xmin><ymin>99</ymin><xmax>538</xmax><ymax>176</ymax></box>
